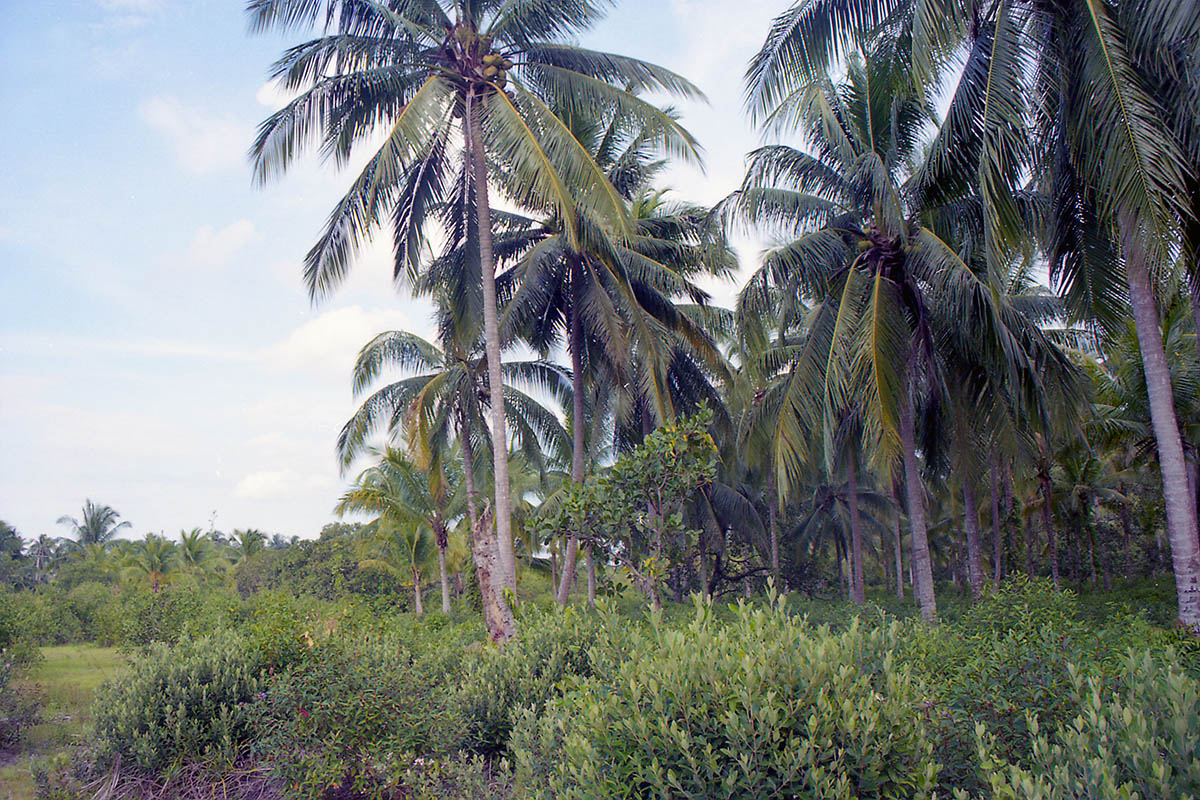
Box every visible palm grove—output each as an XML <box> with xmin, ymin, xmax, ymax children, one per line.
<box><xmin>227</xmin><ymin>0</ymin><xmax>1200</xmax><ymax>638</ymax></box>
<box><xmin>9</xmin><ymin>1</ymin><xmax>1196</xmax><ymax>637</ymax></box>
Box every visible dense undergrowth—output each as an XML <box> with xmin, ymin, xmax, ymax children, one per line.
<box><xmin>4</xmin><ymin>576</ymin><xmax>1197</xmax><ymax>799</ymax></box>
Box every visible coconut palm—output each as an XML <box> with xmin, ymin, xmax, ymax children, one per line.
<box><xmin>178</xmin><ymin>528</ymin><xmax>222</xmax><ymax>578</ymax></box>
<box><xmin>758</xmin><ymin>0</ymin><xmax>1200</xmax><ymax>628</ymax></box>
<box><xmin>336</xmin><ymin>448</ymin><xmax>446</xmax><ymax>615</ymax></box>
<box><xmin>56</xmin><ymin>500</ymin><xmax>131</xmax><ymax>549</ymax></box>
<box><xmin>124</xmin><ymin>534</ymin><xmax>179</xmax><ymax>592</ymax></box>
<box><xmin>248</xmin><ymin>0</ymin><xmax>704</xmax><ymax>599</ymax></box>
<box><xmin>733</xmin><ymin>33</ymin><xmax>1077</xmax><ymax>620</ymax></box>
<box><xmin>230</xmin><ymin>529</ymin><xmax>268</xmax><ymax>563</ymax></box>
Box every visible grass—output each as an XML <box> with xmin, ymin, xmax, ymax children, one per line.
<box><xmin>0</xmin><ymin>645</ymin><xmax>127</xmax><ymax>800</ymax></box>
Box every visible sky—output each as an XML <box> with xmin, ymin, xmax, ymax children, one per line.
<box><xmin>0</xmin><ymin>0</ymin><xmax>788</xmax><ymax>542</ymax></box>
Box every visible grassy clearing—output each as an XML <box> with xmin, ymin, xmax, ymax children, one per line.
<box><xmin>0</xmin><ymin>645</ymin><xmax>127</xmax><ymax>800</ymax></box>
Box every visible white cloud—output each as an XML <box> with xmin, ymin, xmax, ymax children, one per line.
<box><xmin>267</xmin><ymin>304</ymin><xmax>432</xmax><ymax>375</ymax></box>
<box><xmin>187</xmin><ymin>220</ymin><xmax>257</xmax><ymax>267</ymax></box>
<box><xmin>255</xmin><ymin>79</ymin><xmax>297</xmax><ymax>111</ymax></box>
<box><xmin>139</xmin><ymin>96</ymin><xmax>249</xmax><ymax>175</ymax></box>
<box><xmin>234</xmin><ymin>469</ymin><xmax>330</xmax><ymax>500</ymax></box>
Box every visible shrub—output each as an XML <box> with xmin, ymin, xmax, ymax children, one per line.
<box><xmin>0</xmin><ymin>659</ymin><xmax>41</xmax><ymax>749</ymax></box>
<box><xmin>91</xmin><ymin>631</ymin><xmax>268</xmax><ymax>773</ymax></box>
<box><xmin>896</xmin><ymin>575</ymin><xmax>1169</xmax><ymax>792</ymax></box>
<box><xmin>248</xmin><ymin>621</ymin><xmax>472</xmax><ymax>800</ymax></box>
<box><xmin>963</xmin><ymin>649</ymin><xmax>1200</xmax><ymax>799</ymax></box>
<box><xmin>453</xmin><ymin>604</ymin><xmax>626</xmax><ymax>757</ymax></box>
<box><xmin>511</xmin><ymin>597</ymin><xmax>939</xmax><ymax>800</ymax></box>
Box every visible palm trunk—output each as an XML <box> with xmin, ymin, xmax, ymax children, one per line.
<box><xmin>436</xmin><ymin>518</ymin><xmax>451</xmax><ymax>614</ymax></box>
<box><xmin>460</xmin><ymin>414</ymin><xmax>515</xmax><ymax>642</ymax></box>
<box><xmin>900</xmin><ymin>391</ymin><xmax>937</xmax><ymax>621</ymax></box>
<box><xmin>990</xmin><ymin>456</ymin><xmax>1002</xmax><ymax>589</ymax></box>
<box><xmin>412</xmin><ymin>569</ymin><xmax>424</xmax><ymax>617</ymax></box>
<box><xmin>466</xmin><ymin>90</ymin><xmax>516</xmax><ymax>594</ymax></box>
<box><xmin>846</xmin><ymin>459</ymin><xmax>866</xmax><ymax>605</ymax></box>
<box><xmin>586</xmin><ymin>546</ymin><xmax>596</xmax><ymax>608</ymax></box>
<box><xmin>556</xmin><ymin>261</ymin><xmax>586</xmax><ymax>606</ymax></box>
<box><xmin>892</xmin><ymin>477</ymin><xmax>905</xmax><ymax>600</ymax></box>
<box><xmin>1125</xmin><ymin>232</ymin><xmax>1200</xmax><ymax>632</ymax></box>
<box><xmin>1040</xmin><ymin>471</ymin><xmax>1060</xmax><ymax>587</ymax></box>
<box><xmin>1119</xmin><ymin>482</ymin><xmax>1135</xmax><ymax>581</ymax></box>
<box><xmin>961</xmin><ymin>472</ymin><xmax>985</xmax><ymax>601</ymax></box>
<box><xmin>767</xmin><ymin>467</ymin><xmax>781</xmax><ymax>589</ymax></box>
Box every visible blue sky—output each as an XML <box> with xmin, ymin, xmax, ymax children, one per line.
<box><xmin>0</xmin><ymin>0</ymin><xmax>784</xmax><ymax>541</ymax></box>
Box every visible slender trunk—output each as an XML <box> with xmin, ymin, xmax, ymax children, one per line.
<box><xmin>990</xmin><ymin>456</ymin><xmax>1002</xmax><ymax>589</ymax></box>
<box><xmin>1023</xmin><ymin>509</ymin><xmax>1034</xmax><ymax>576</ymax></box>
<box><xmin>412</xmin><ymin>569</ymin><xmax>424</xmax><ymax>617</ymax></box>
<box><xmin>892</xmin><ymin>477</ymin><xmax>905</xmax><ymax>600</ymax></box>
<box><xmin>900</xmin><ymin>392</ymin><xmax>937</xmax><ymax>621</ymax></box>
<box><xmin>768</xmin><ymin>468</ymin><xmax>780</xmax><ymax>588</ymax></box>
<box><xmin>962</xmin><ymin>471</ymin><xmax>985</xmax><ymax>601</ymax></box>
<box><xmin>557</xmin><ymin>262</ymin><xmax>586</xmax><ymax>606</ymax></box>
<box><xmin>466</xmin><ymin>89</ymin><xmax>516</xmax><ymax>593</ymax></box>
<box><xmin>1040</xmin><ymin>471</ymin><xmax>1060</xmax><ymax>587</ymax></box>
<box><xmin>436</xmin><ymin>519</ymin><xmax>451</xmax><ymax>614</ymax></box>
<box><xmin>847</xmin><ymin>459</ymin><xmax>866</xmax><ymax>605</ymax></box>
<box><xmin>1119</xmin><ymin>482</ymin><xmax>1135</xmax><ymax>581</ymax></box>
<box><xmin>586</xmin><ymin>546</ymin><xmax>596</xmax><ymax>608</ymax></box>
<box><xmin>460</xmin><ymin>415</ymin><xmax>515</xmax><ymax>642</ymax></box>
<box><xmin>1125</xmin><ymin>231</ymin><xmax>1200</xmax><ymax>632</ymax></box>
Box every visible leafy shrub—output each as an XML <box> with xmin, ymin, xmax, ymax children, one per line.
<box><xmin>119</xmin><ymin>581</ymin><xmax>246</xmax><ymax>650</ymax></box>
<box><xmin>0</xmin><ymin>659</ymin><xmax>41</xmax><ymax>748</ymax></box>
<box><xmin>453</xmin><ymin>604</ymin><xmax>627</xmax><ymax>757</ymax></box>
<box><xmin>511</xmin><ymin>597</ymin><xmax>938</xmax><ymax>799</ymax></box>
<box><xmin>91</xmin><ymin>631</ymin><xmax>268</xmax><ymax>773</ymax></box>
<box><xmin>896</xmin><ymin>575</ymin><xmax>1169</xmax><ymax>792</ymax></box>
<box><xmin>962</xmin><ymin>649</ymin><xmax>1200</xmax><ymax>799</ymax></box>
<box><xmin>248</xmin><ymin>619</ymin><xmax>473</xmax><ymax>800</ymax></box>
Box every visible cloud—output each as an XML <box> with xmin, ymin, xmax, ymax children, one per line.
<box><xmin>255</xmin><ymin>80</ymin><xmax>297</xmax><ymax>112</ymax></box>
<box><xmin>187</xmin><ymin>220</ymin><xmax>257</xmax><ymax>267</ymax></box>
<box><xmin>234</xmin><ymin>469</ymin><xmax>330</xmax><ymax>500</ymax></box>
<box><xmin>139</xmin><ymin>96</ymin><xmax>249</xmax><ymax>175</ymax></box>
<box><xmin>267</xmin><ymin>305</ymin><xmax>432</xmax><ymax>375</ymax></box>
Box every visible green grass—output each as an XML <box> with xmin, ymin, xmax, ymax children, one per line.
<box><xmin>0</xmin><ymin>645</ymin><xmax>127</xmax><ymax>800</ymax></box>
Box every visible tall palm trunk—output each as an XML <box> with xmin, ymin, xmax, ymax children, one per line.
<box><xmin>1039</xmin><ymin>471</ymin><xmax>1060</xmax><ymax>587</ymax></box>
<box><xmin>1125</xmin><ymin>243</ymin><xmax>1200</xmax><ymax>632</ymax></box>
<box><xmin>846</xmin><ymin>459</ymin><xmax>866</xmax><ymax>605</ymax></box>
<box><xmin>961</xmin><ymin>475</ymin><xmax>984</xmax><ymax>600</ymax></box>
<box><xmin>768</xmin><ymin>467</ymin><xmax>781</xmax><ymax>588</ymax></box>
<box><xmin>412</xmin><ymin>568</ymin><xmax>424</xmax><ymax>617</ymax></box>
<box><xmin>460</xmin><ymin>413</ymin><xmax>515</xmax><ymax>642</ymax></box>
<box><xmin>900</xmin><ymin>391</ymin><xmax>936</xmax><ymax>621</ymax></box>
<box><xmin>990</xmin><ymin>457</ymin><xmax>1002</xmax><ymax>589</ymax></box>
<box><xmin>556</xmin><ymin>259</ymin><xmax>585</xmax><ymax>606</ymax></box>
<box><xmin>435</xmin><ymin>516</ymin><xmax>451</xmax><ymax>614</ymax></box>
<box><xmin>466</xmin><ymin>91</ymin><xmax>516</xmax><ymax>593</ymax></box>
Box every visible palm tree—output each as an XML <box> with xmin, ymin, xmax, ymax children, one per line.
<box><xmin>336</xmin><ymin>449</ymin><xmax>445</xmax><ymax>615</ymax></box>
<box><xmin>124</xmin><ymin>534</ymin><xmax>178</xmax><ymax>592</ymax></box>
<box><xmin>178</xmin><ymin>528</ymin><xmax>222</xmax><ymax>578</ymax></box>
<box><xmin>57</xmin><ymin>500</ymin><xmax>131</xmax><ymax>549</ymax></box>
<box><xmin>248</xmin><ymin>0</ymin><xmax>703</xmax><ymax>597</ymax></box>
<box><xmin>734</xmin><ymin>35</ymin><xmax>1073</xmax><ymax>620</ymax></box>
<box><xmin>230</xmin><ymin>529</ymin><xmax>267</xmax><ymax>563</ymax></box>
<box><xmin>763</xmin><ymin>0</ymin><xmax>1200</xmax><ymax>629</ymax></box>
<box><xmin>336</xmin><ymin>308</ymin><xmax>568</xmax><ymax>638</ymax></box>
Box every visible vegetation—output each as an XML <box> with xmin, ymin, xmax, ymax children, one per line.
<box><xmin>5</xmin><ymin>0</ymin><xmax>1200</xmax><ymax>797</ymax></box>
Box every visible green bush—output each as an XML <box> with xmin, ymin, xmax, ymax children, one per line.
<box><xmin>0</xmin><ymin>659</ymin><xmax>41</xmax><ymax>748</ymax></box>
<box><xmin>963</xmin><ymin>649</ymin><xmax>1200</xmax><ymax>799</ymax></box>
<box><xmin>896</xmin><ymin>575</ymin><xmax>1169</xmax><ymax>793</ymax></box>
<box><xmin>91</xmin><ymin>631</ymin><xmax>268</xmax><ymax>773</ymax></box>
<box><xmin>511</xmin><ymin>597</ymin><xmax>939</xmax><ymax>800</ymax></box>
<box><xmin>454</xmin><ymin>604</ymin><xmax>627</xmax><ymax>757</ymax></box>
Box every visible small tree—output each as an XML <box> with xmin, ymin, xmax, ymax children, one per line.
<box><xmin>542</xmin><ymin>408</ymin><xmax>718</xmax><ymax>609</ymax></box>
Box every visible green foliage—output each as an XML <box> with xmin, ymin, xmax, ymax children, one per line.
<box><xmin>119</xmin><ymin>581</ymin><xmax>245</xmax><ymax>650</ymax></box>
<box><xmin>540</xmin><ymin>408</ymin><xmax>719</xmax><ymax>604</ymax></box>
<box><xmin>963</xmin><ymin>650</ymin><xmax>1200</xmax><ymax>800</ymax></box>
<box><xmin>511</xmin><ymin>596</ymin><xmax>938</xmax><ymax>799</ymax></box>
<box><xmin>897</xmin><ymin>575</ymin><xmax>1173</xmax><ymax>793</ymax></box>
<box><xmin>91</xmin><ymin>631</ymin><xmax>268</xmax><ymax>773</ymax></box>
<box><xmin>0</xmin><ymin>659</ymin><xmax>41</xmax><ymax>749</ymax></box>
<box><xmin>454</xmin><ymin>604</ymin><xmax>627</xmax><ymax>757</ymax></box>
